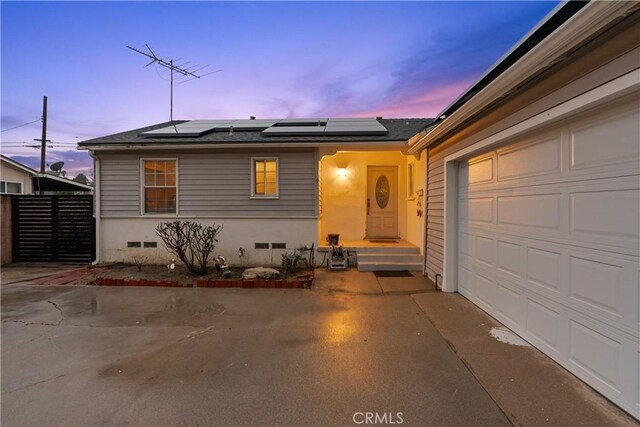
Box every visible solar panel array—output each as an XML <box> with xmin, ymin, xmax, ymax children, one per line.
<box><xmin>138</xmin><ymin>118</ymin><xmax>387</xmax><ymax>138</ymax></box>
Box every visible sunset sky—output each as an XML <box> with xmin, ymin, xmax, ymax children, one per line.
<box><xmin>1</xmin><ymin>1</ymin><xmax>558</xmax><ymax>177</ymax></box>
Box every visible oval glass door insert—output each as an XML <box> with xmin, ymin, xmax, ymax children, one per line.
<box><xmin>375</xmin><ymin>175</ymin><xmax>390</xmax><ymax>209</ymax></box>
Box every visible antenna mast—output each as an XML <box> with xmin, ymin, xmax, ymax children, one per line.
<box><xmin>127</xmin><ymin>44</ymin><xmax>218</xmax><ymax>121</ymax></box>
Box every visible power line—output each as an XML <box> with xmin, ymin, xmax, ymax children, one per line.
<box><xmin>0</xmin><ymin>118</ymin><xmax>41</xmax><ymax>133</ymax></box>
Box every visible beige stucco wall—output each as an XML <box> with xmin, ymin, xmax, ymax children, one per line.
<box><xmin>0</xmin><ymin>162</ymin><xmax>33</xmax><ymax>194</ymax></box>
<box><xmin>100</xmin><ymin>217</ymin><xmax>317</xmax><ymax>267</ymax></box>
<box><xmin>319</xmin><ymin>151</ymin><xmax>411</xmax><ymax>244</ymax></box>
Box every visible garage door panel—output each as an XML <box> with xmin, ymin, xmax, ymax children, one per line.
<box><xmin>568</xmin><ymin>318</ymin><xmax>623</xmax><ymax>394</ymax></box>
<box><xmin>455</xmin><ymin>99</ymin><xmax>639</xmax><ymax>417</ymax></box>
<box><xmin>497</xmin><ymin>193</ymin><xmax>561</xmax><ymax>230</ymax></box>
<box><xmin>570</xmin><ymin>188</ymin><xmax>640</xmax><ymax>240</ymax></box>
<box><xmin>495</xmin><ymin>280</ymin><xmax>524</xmax><ymax>328</ymax></box>
<box><xmin>460</xmin><ymin>197</ymin><xmax>494</xmax><ymax>223</ymax></box>
<box><xmin>475</xmin><ymin>235</ymin><xmax>496</xmax><ymax>268</ymax></box>
<box><xmin>497</xmin><ymin>134</ymin><xmax>562</xmax><ymax>181</ymax></box>
<box><xmin>526</xmin><ymin>246</ymin><xmax>562</xmax><ymax>293</ymax></box>
<box><xmin>526</xmin><ymin>297</ymin><xmax>561</xmax><ymax>354</ymax></box>
<box><xmin>497</xmin><ymin>240</ymin><xmax>522</xmax><ymax>278</ymax></box>
<box><xmin>570</xmin><ymin>105</ymin><xmax>640</xmax><ymax>172</ymax></box>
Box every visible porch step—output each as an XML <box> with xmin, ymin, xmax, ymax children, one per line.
<box><xmin>356</xmin><ymin>253</ymin><xmax>423</xmax><ymax>264</ymax></box>
<box><xmin>357</xmin><ymin>261</ymin><xmax>423</xmax><ymax>272</ymax></box>
<box><xmin>353</xmin><ymin>249</ymin><xmax>423</xmax><ymax>272</ymax></box>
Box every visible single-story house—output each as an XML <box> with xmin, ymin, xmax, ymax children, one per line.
<box><xmin>406</xmin><ymin>0</ymin><xmax>639</xmax><ymax>419</ymax></box>
<box><xmin>79</xmin><ymin>0</ymin><xmax>638</xmax><ymax>419</ymax></box>
<box><xmin>1</xmin><ymin>155</ymin><xmax>36</xmax><ymax>194</ymax></box>
<box><xmin>78</xmin><ymin>117</ymin><xmax>433</xmax><ymax>269</ymax></box>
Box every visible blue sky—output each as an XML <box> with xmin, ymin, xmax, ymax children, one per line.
<box><xmin>1</xmin><ymin>1</ymin><xmax>558</xmax><ymax>176</ymax></box>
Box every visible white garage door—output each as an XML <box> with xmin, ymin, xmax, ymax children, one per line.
<box><xmin>456</xmin><ymin>99</ymin><xmax>639</xmax><ymax>416</ymax></box>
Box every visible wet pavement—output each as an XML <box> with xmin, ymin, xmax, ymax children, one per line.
<box><xmin>1</xmin><ymin>272</ymin><xmax>634</xmax><ymax>426</ymax></box>
<box><xmin>2</xmin><ymin>284</ymin><xmax>507</xmax><ymax>426</ymax></box>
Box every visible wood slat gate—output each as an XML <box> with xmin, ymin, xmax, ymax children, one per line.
<box><xmin>12</xmin><ymin>195</ymin><xmax>95</xmax><ymax>263</ymax></box>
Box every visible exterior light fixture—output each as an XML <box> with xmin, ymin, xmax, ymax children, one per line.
<box><xmin>337</xmin><ymin>167</ymin><xmax>347</xmax><ymax>177</ymax></box>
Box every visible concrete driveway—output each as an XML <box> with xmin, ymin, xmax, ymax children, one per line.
<box><xmin>1</xmin><ymin>277</ymin><xmax>634</xmax><ymax>426</ymax></box>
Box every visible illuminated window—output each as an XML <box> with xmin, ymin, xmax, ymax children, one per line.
<box><xmin>407</xmin><ymin>162</ymin><xmax>415</xmax><ymax>200</ymax></box>
<box><xmin>0</xmin><ymin>181</ymin><xmax>22</xmax><ymax>194</ymax></box>
<box><xmin>142</xmin><ymin>159</ymin><xmax>177</xmax><ymax>214</ymax></box>
<box><xmin>252</xmin><ymin>158</ymin><xmax>278</xmax><ymax>197</ymax></box>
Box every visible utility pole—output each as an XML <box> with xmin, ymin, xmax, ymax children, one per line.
<box><xmin>39</xmin><ymin>96</ymin><xmax>47</xmax><ymax>173</ymax></box>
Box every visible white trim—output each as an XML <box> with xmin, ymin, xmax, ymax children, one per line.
<box><xmin>101</xmin><ymin>215</ymin><xmax>319</xmax><ymax>220</ymax></box>
<box><xmin>80</xmin><ymin>141</ymin><xmax>409</xmax><ymax>151</ymax></box>
<box><xmin>442</xmin><ymin>161</ymin><xmax>459</xmax><ymax>293</ymax></box>
<box><xmin>409</xmin><ymin>1</ymin><xmax>640</xmax><ymax>154</ymax></box>
<box><xmin>441</xmin><ymin>71</ymin><xmax>639</xmax><ymax>294</ymax></box>
<box><xmin>93</xmin><ymin>155</ymin><xmax>101</xmax><ymax>264</ymax></box>
<box><xmin>0</xmin><ymin>180</ymin><xmax>24</xmax><ymax>194</ymax></box>
<box><xmin>140</xmin><ymin>157</ymin><xmax>179</xmax><ymax>215</ymax></box>
<box><xmin>250</xmin><ymin>156</ymin><xmax>279</xmax><ymax>199</ymax></box>
<box><xmin>444</xmin><ymin>70</ymin><xmax>639</xmax><ymax>163</ymax></box>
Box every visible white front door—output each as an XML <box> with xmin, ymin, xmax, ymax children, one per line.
<box><xmin>367</xmin><ymin>166</ymin><xmax>398</xmax><ymax>239</ymax></box>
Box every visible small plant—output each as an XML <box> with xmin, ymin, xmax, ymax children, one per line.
<box><xmin>281</xmin><ymin>249</ymin><xmax>304</xmax><ymax>275</ymax></box>
<box><xmin>132</xmin><ymin>254</ymin><xmax>148</xmax><ymax>272</ymax></box>
<box><xmin>238</xmin><ymin>247</ymin><xmax>246</xmax><ymax>267</ymax></box>
<box><xmin>155</xmin><ymin>220</ymin><xmax>223</xmax><ymax>275</ymax></box>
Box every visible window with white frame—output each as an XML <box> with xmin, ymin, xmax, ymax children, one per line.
<box><xmin>0</xmin><ymin>181</ymin><xmax>23</xmax><ymax>194</ymax></box>
<box><xmin>407</xmin><ymin>162</ymin><xmax>415</xmax><ymax>200</ymax></box>
<box><xmin>142</xmin><ymin>159</ymin><xmax>177</xmax><ymax>214</ymax></box>
<box><xmin>251</xmin><ymin>157</ymin><xmax>278</xmax><ymax>198</ymax></box>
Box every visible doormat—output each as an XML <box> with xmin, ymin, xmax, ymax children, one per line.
<box><xmin>373</xmin><ymin>271</ymin><xmax>413</xmax><ymax>278</ymax></box>
<box><xmin>369</xmin><ymin>240</ymin><xmax>399</xmax><ymax>243</ymax></box>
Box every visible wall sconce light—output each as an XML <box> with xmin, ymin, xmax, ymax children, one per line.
<box><xmin>337</xmin><ymin>167</ymin><xmax>347</xmax><ymax>177</ymax></box>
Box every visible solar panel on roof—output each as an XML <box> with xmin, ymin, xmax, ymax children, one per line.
<box><xmin>261</xmin><ymin>126</ymin><xmax>326</xmax><ymax>136</ymax></box>
<box><xmin>276</xmin><ymin>118</ymin><xmax>328</xmax><ymax>126</ymax></box>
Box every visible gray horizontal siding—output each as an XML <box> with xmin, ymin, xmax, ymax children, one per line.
<box><xmin>100</xmin><ymin>155</ymin><xmax>140</xmax><ymax>216</ymax></box>
<box><xmin>98</xmin><ymin>149</ymin><xmax>317</xmax><ymax>217</ymax></box>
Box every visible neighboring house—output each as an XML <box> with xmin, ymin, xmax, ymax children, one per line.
<box><xmin>78</xmin><ymin>117</ymin><xmax>433</xmax><ymax>268</ymax></box>
<box><xmin>407</xmin><ymin>1</ymin><xmax>639</xmax><ymax>419</ymax></box>
<box><xmin>1</xmin><ymin>154</ymin><xmax>35</xmax><ymax>194</ymax></box>
<box><xmin>0</xmin><ymin>154</ymin><xmax>94</xmax><ymax>195</ymax></box>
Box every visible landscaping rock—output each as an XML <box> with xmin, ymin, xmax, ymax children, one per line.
<box><xmin>242</xmin><ymin>267</ymin><xmax>281</xmax><ymax>280</ymax></box>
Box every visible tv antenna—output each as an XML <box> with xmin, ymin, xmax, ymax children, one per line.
<box><xmin>126</xmin><ymin>44</ymin><xmax>220</xmax><ymax>121</ymax></box>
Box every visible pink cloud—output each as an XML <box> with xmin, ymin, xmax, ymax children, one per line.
<box><xmin>350</xmin><ymin>79</ymin><xmax>473</xmax><ymax>118</ymax></box>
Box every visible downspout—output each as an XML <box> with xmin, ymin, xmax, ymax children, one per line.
<box><xmin>90</xmin><ymin>152</ymin><xmax>101</xmax><ymax>265</ymax></box>
<box><xmin>422</xmin><ymin>147</ymin><xmax>429</xmax><ymax>279</ymax></box>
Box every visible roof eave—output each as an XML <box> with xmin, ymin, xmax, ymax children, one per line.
<box><xmin>408</xmin><ymin>1</ymin><xmax>640</xmax><ymax>154</ymax></box>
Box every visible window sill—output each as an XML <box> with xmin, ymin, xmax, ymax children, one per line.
<box><xmin>250</xmin><ymin>195</ymin><xmax>279</xmax><ymax>200</ymax></box>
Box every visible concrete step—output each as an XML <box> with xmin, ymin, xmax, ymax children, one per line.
<box><xmin>357</xmin><ymin>261</ymin><xmax>423</xmax><ymax>272</ymax></box>
<box><xmin>356</xmin><ymin>253</ymin><xmax>424</xmax><ymax>264</ymax></box>
<box><xmin>344</xmin><ymin>246</ymin><xmax>420</xmax><ymax>255</ymax></box>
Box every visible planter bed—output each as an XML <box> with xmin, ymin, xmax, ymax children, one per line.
<box><xmin>93</xmin><ymin>273</ymin><xmax>314</xmax><ymax>289</ymax></box>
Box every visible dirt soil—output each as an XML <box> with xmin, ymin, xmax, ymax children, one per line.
<box><xmin>78</xmin><ymin>263</ymin><xmax>306</xmax><ymax>287</ymax></box>
<box><xmin>78</xmin><ymin>264</ymin><xmax>245</xmax><ymax>287</ymax></box>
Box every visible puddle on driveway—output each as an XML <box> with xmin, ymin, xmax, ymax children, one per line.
<box><xmin>45</xmin><ymin>288</ymin><xmax>227</xmax><ymax>328</ymax></box>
